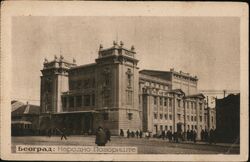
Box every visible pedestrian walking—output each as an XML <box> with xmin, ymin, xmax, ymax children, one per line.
<box><xmin>190</xmin><ymin>130</ymin><xmax>194</xmax><ymax>142</ymax></box>
<box><xmin>187</xmin><ymin>130</ymin><xmax>190</xmax><ymax>141</ymax></box>
<box><xmin>193</xmin><ymin>129</ymin><xmax>197</xmax><ymax>143</ymax></box>
<box><xmin>60</xmin><ymin>127</ymin><xmax>67</xmax><ymax>140</ymax></box>
<box><xmin>131</xmin><ymin>131</ymin><xmax>135</xmax><ymax>138</ymax></box>
<box><xmin>139</xmin><ymin>130</ymin><xmax>143</xmax><ymax>138</ymax></box>
<box><xmin>136</xmin><ymin>130</ymin><xmax>139</xmax><ymax>138</ymax></box>
<box><xmin>120</xmin><ymin>129</ymin><xmax>124</xmax><ymax>137</ymax></box>
<box><xmin>105</xmin><ymin>128</ymin><xmax>111</xmax><ymax>142</ymax></box>
<box><xmin>204</xmin><ymin>129</ymin><xmax>208</xmax><ymax>142</ymax></box>
<box><xmin>209</xmin><ymin>128</ymin><xmax>214</xmax><ymax>144</ymax></box>
<box><xmin>201</xmin><ymin>129</ymin><xmax>205</xmax><ymax>141</ymax></box>
<box><xmin>161</xmin><ymin>130</ymin><xmax>165</xmax><ymax>140</ymax></box>
<box><xmin>95</xmin><ymin>126</ymin><xmax>107</xmax><ymax>146</ymax></box>
<box><xmin>127</xmin><ymin>129</ymin><xmax>130</xmax><ymax>138</ymax></box>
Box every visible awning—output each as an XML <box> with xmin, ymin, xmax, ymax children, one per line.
<box><xmin>11</xmin><ymin>120</ymin><xmax>32</xmax><ymax>125</ymax></box>
<box><xmin>53</xmin><ymin>110</ymin><xmax>99</xmax><ymax>115</ymax></box>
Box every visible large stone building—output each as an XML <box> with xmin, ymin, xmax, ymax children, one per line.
<box><xmin>40</xmin><ymin>41</ymin><xmax>215</xmax><ymax>138</ymax></box>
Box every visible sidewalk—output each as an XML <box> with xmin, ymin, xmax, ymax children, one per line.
<box><xmin>181</xmin><ymin>140</ymin><xmax>240</xmax><ymax>147</ymax></box>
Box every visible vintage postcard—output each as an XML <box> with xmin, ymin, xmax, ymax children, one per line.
<box><xmin>0</xmin><ymin>1</ymin><xmax>248</xmax><ymax>161</ymax></box>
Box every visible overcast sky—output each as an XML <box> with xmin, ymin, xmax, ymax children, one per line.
<box><xmin>12</xmin><ymin>16</ymin><xmax>240</xmax><ymax>104</ymax></box>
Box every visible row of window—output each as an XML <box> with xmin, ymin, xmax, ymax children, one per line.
<box><xmin>144</xmin><ymin>82</ymin><xmax>169</xmax><ymax>90</ymax></box>
<box><xmin>157</xmin><ymin>125</ymin><xmax>173</xmax><ymax>131</ymax></box>
<box><xmin>70</xmin><ymin>78</ymin><xmax>95</xmax><ymax>90</ymax></box>
<box><xmin>153</xmin><ymin>97</ymin><xmax>203</xmax><ymax>110</ymax></box>
<box><xmin>154</xmin><ymin>113</ymin><xmax>173</xmax><ymax>120</ymax></box>
<box><xmin>61</xmin><ymin>94</ymin><xmax>95</xmax><ymax>108</ymax></box>
<box><xmin>154</xmin><ymin>113</ymin><xmax>204</xmax><ymax>122</ymax></box>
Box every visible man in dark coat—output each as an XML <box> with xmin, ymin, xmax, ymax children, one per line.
<box><xmin>193</xmin><ymin>130</ymin><xmax>197</xmax><ymax>143</ymax></box>
<box><xmin>204</xmin><ymin>129</ymin><xmax>209</xmax><ymax>142</ymax></box>
<box><xmin>120</xmin><ymin>129</ymin><xmax>124</xmax><ymax>137</ymax></box>
<box><xmin>190</xmin><ymin>130</ymin><xmax>194</xmax><ymax>142</ymax></box>
<box><xmin>60</xmin><ymin>128</ymin><xmax>67</xmax><ymax>140</ymax></box>
<box><xmin>201</xmin><ymin>129</ymin><xmax>205</xmax><ymax>141</ymax></box>
<box><xmin>161</xmin><ymin>130</ymin><xmax>165</xmax><ymax>140</ymax></box>
<box><xmin>127</xmin><ymin>129</ymin><xmax>130</xmax><ymax>138</ymax></box>
<box><xmin>139</xmin><ymin>130</ymin><xmax>143</xmax><ymax>138</ymax></box>
<box><xmin>209</xmin><ymin>128</ymin><xmax>214</xmax><ymax>144</ymax></box>
<box><xmin>95</xmin><ymin>127</ymin><xmax>107</xmax><ymax>146</ymax></box>
<box><xmin>105</xmin><ymin>128</ymin><xmax>111</xmax><ymax>142</ymax></box>
<box><xmin>187</xmin><ymin>130</ymin><xmax>190</xmax><ymax>141</ymax></box>
<box><xmin>136</xmin><ymin>130</ymin><xmax>139</xmax><ymax>138</ymax></box>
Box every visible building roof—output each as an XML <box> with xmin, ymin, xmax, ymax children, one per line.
<box><xmin>140</xmin><ymin>69</ymin><xmax>198</xmax><ymax>81</ymax></box>
<box><xmin>185</xmin><ymin>93</ymin><xmax>206</xmax><ymax>99</ymax></box>
<box><xmin>11</xmin><ymin>101</ymin><xmax>40</xmax><ymax>116</ymax></box>
<box><xmin>11</xmin><ymin>120</ymin><xmax>32</xmax><ymax>125</ymax></box>
<box><xmin>69</xmin><ymin>63</ymin><xmax>97</xmax><ymax>70</ymax></box>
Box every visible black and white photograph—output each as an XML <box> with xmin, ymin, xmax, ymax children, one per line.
<box><xmin>0</xmin><ymin>1</ymin><xmax>248</xmax><ymax>161</ymax></box>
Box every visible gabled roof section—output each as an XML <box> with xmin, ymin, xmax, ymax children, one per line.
<box><xmin>167</xmin><ymin>89</ymin><xmax>185</xmax><ymax>95</ymax></box>
<box><xmin>11</xmin><ymin>101</ymin><xmax>40</xmax><ymax>116</ymax></box>
<box><xmin>185</xmin><ymin>93</ymin><xmax>205</xmax><ymax>99</ymax></box>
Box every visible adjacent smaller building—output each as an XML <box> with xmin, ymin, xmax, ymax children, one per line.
<box><xmin>11</xmin><ymin>101</ymin><xmax>40</xmax><ymax>136</ymax></box>
<box><xmin>216</xmin><ymin>93</ymin><xmax>240</xmax><ymax>143</ymax></box>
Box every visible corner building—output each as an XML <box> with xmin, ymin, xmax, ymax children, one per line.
<box><xmin>40</xmin><ymin>41</ymin><xmax>215</xmax><ymax>139</ymax></box>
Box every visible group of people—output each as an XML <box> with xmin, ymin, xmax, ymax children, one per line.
<box><xmin>160</xmin><ymin>130</ymin><xmax>185</xmax><ymax>143</ymax></box>
<box><xmin>120</xmin><ymin>129</ymin><xmax>143</xmax><ymax>138</ymax></box>
<box><xmin>186</xmin><ymin>129</ymin><xmax>198</xmax><ymax>142</ymax></box>
<box><xmin>200</xmin><ymin>128</ymin><xmax>217</xmax><ymax>144</ymax></box>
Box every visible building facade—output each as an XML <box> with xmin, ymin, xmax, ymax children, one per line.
<box><xmin>40</xmin><ymin>41</ymin><xmax>215</xmax><ymax>138</ymax></box>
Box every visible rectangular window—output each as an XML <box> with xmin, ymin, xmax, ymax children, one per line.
<box><xmin>128</xmin><ymin>113</ymin><xmax>133</xmax><ymax>120</ymax></box>
<box><xmin>154</xmin><ymin>113</ymin><xmax>157</xmax><ymax>119</ymax></box>
<box><xmin>194</xmin><ymin>116</ymin><xmax>197</xmax><ymax>121</ymax></box>
<box><xmin>160</xmin><ymin>114</ymin><xmax>163</xmax><ymax>120</ymax></box>
<box><xmin>164</xmin><ymin>114</ymin><xmax>168</xmax><ymax>120</ymax></box>
<box><xmin>170</xmin><ymin>126</ymin><xmax>172</xmax><ymax>131</ymax></box>
<box><xmin>62</xmin><ymin>97</ymin><xmax>66</xmax><ymax>109</ymax></box>
<box><xmin>84</xmin><ymin>95</ymin><xmax>91</xmax><ymax>106</ymax></box>
<box><xmin>76</xmin><ymin>96</ymin><xmax>82</xmax><ymax>107</ymax></box>
<box><xmin>165</xmin><ymin>125</ymin><xmax>168</xmax><ymax>131</ymax></box>
<box><xmin>187</xmin><ymin>101</ymin><xmax>189</xmax><ymax>108</ymax></box>
<box><xmin>160</xmin><ymin>97</ymin><xmax>163</xmax><ymax>106</ymax></box>
<box><xmin>164</xmin><ymin>98</ymin><xmax>167</xmax><ymax>106</ymax></box>
<box><xmin>169</xmin><ymin>114</ymin><xmax>172</xmax><ymax>120</ymax></box>
<box><xmin>177</xmin><ymin>114</ymin><xmax>181</xmax><ymax>120</ymax></box>
<box><xmin>187</xmin><ymin>115</ymin><xmax>190</xmax><ymax>121</ymax></box>
<box><xmin>199</xmin><ymin>103</ymin><xmax>202</xmax><ymax>111</ymax></box>
<box><xmin>126</xmin><ymin>91</ymin><xmax>133</xmax><ymax>105</ymax></box>
<box><xmin>154</xmin><ymin>96</ymin><xmax>157</xmax><ymax>105</ymax></box>
<box><xmin>160</xmin><ymin>125</ymin><xmax>163</xmax><ymax>131</ymax></box>
<box><xmin>169</xmin><ymin>98</ymin><xmax>172</xmax><ymax>107</ymax></box>
<box><xmin>191</xmin><ymin>116</ymin><xmax>193</xmax><ymax>121</ymax></box>
<box><xmin>92</xmin><ymin>94</ymin><xmax>95</xmax><ymax>106</ymax></box>
<box><xmin>200</xmin><ymin>116</ymin><xmax>202</xmax><ymax>122</ymax></box>
<box><xmin>177</xmin><ymin>99</ymin><xmax>181</xmax><ymax>107</ymax></box>
<box><xmin>103</xmin><ymin>112</ymin><xmax>109</xmax><ymax>120</ymax></box>
<box><xmin>69</xmin><ymin>96</ymin><xmax>74</xmax><ymax>108</ymax></box>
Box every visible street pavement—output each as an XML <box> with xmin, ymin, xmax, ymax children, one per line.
<box><xmin>12</xmin><ymin>135</ymin><xmax>239</xmax><ymax>154</ymax></box>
